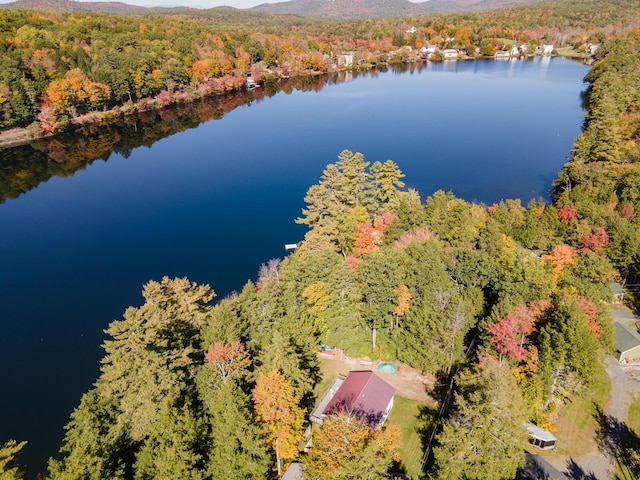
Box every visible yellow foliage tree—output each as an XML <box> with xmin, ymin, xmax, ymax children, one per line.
<box><xmin>303</xmin><ymin>411</ymin><xmax>401</xmax><ymax>480</ymax></box>
<box><xmin>252</xmin><ymin>370</ymin><xmax>304</xmax><ymax>461</ymax></box>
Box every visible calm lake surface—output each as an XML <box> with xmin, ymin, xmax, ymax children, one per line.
<box><xmin>0</xmin><ymin>57</ymin><xmax>588</xmax><ymax>474</ymax></box>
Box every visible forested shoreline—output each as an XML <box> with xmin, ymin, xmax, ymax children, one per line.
<box><xmin>1</xmin><ymin>5</ymin><xmax>640</xmax><ymax>480</ymax></box>
<box><xmin>1</xmin><ymin>0</ymin><xmax>639</xmax><ymax>140</ymax></box>
<box><xmin>2</xmin><ymin>29</ymin><xmax>639</xmax><ymax>479</ymax></box>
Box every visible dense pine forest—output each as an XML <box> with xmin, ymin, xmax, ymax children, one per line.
<box><xmin>1</xmin><ymin>0</ymin><xmax>639</xmax><ymax>135</ymax></box>
<box><xmin>1</xmin><ymin>2</ymin><xmax>640</xmax><ymax>479</ymax></box>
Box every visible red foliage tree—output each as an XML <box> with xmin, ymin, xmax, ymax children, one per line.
<box><xmin>204</xmin><ymin>340</ymin><xmax>250</xmax><ymax>382</ymax></box>
<box><xmin>557</xmin><ymin>204</ymin><xmax>578</xmax><ymax>225</ymax></box>
<box><xmin>157</xmin><ymin>90</ymin><xmax>171</xmax><ymax>107</ymax></box>
<box><xmin>620</xmin><ymin>203</ymin><xmax>636</xmax><ymax>220</ymax></box>
<box><xmin>345</xmin><ymin>255</ymin><xmax>360</xmax><ymax>270</ymax></box>
<box><xmin>377</xmin><ymin>211</ymin><xmax>397</xmax><ymax>228</ymax></box>
<box><xmin>580</xmin><ymin>226</ymin><xmax>609</xmax><ymax>253</ymax></box>
<box><xmin>576</xmin><ymin>296</ymin><xmax>601</xmax><ymax>337</ymax></box>
<box><xmin>486</xmin><ymin>301</ymin><xmax>549</xmax><ymax>364</ymax></box>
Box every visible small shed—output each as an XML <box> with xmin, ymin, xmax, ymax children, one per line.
<box><xmin>524</xmin><ymin>422</ymin><xmax>557</xmax><ymax>450</ymax></box>
<box><xmin>615</xmin><ymin>322</ymin><xmax>640</xmax><ymax>363</ymax></box>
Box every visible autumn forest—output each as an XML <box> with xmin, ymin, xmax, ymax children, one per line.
<box><xmin>1</xmin><ymin>0</ymin><xmax>640</xmax><ymax>479</ymax></box>
<box><xmin>1</xmin><ymin>0</ymin><xmax>639</xmax><ymax>135</ymax></box>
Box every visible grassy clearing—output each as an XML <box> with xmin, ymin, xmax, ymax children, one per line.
<box><xmin>555</xmin><ymin>46</ymin><xmax>586</xmax><ymax>58</ymax></box>
<box><xmin>314</xmin><ymin>357</ymin><xmax>346</xmax><ymax>399</ymax></box>
<box><xmin>613</xmin><ymin>395</ymin><xmax>640</xmax><ymax>479</ymax></box>
<box><xmin>387</xmin><ymin>396</ymin><xmax>427</xmax><ymax>480</ymax></box>
<box><xmin>553</xmin><ymin>363</ymin><xmax>611</xmax><ymax>457</ymax></box>
<box><xmin>628</xmin><ymin>396</ymin><xmax>640</xmax><ymax>434</ymax></box>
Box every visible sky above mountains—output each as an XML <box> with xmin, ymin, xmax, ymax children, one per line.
<box><xmin>0</xmin><ymin>0</ymin><xmax>425</xmax><ymax>8</ymax></box>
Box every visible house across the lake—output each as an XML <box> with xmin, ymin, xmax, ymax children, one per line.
<box><xmin>310</xmin><ymin>370</ymin><xmax>396</xmax><ymax>428</ymax></box>
<box><xmin>442</xmin><ymin>49</ymin><xmax>458</xmax><ymax>60</ymax></box>
<box><xmin>337</xmin><ymin>52</ymin><xmax>354</xmax><ymax>67</ymax></box>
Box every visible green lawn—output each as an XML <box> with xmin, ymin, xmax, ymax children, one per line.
<box><xmin>314</xmin><ymin>357</ymin><xmax>344</xmax><ymax>399</ymax></box>
<box><xmin>387</xmin><ymin>396</ymin><xmax>427</xmax><ymax>479</ymax></box>
<box><xmin>627</xmin><ymin>396</ymin><xmax>640</xmax><ymax>434</ymax></box>
<box><xmin>555</xmin><ymin>46</ymin><xmax>586</xmax><ymax>58</ymax></box>
<box><xmin>553</xmin><ymin>363</ymin><xmax>611</xmax><ymax>457</ymax></box>
<box><xmin>613</xmin><ymin>395</ymin><xmax>640</xmax><ymax>479</ymax></box>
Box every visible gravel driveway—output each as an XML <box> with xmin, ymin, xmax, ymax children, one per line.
<box><xmin>546</xmin><ymin>307</ymin><xmax>640</xmax><ymax>479</ymax></box>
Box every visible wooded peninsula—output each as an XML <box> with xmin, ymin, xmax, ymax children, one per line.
<box><xmin>1</xmin><ymin>1</ymin><xmax>640</xmax><ymax>479</ymax></box>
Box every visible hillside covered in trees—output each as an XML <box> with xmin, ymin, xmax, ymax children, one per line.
<box><xmin>2</xmin><ymin>29</ymin><xmax>639</xmax><ymax>478</ymax></box>
<box><xmin>0</xmin><ymin>0</ymin><xmax>639</xmax><ymax>136</ymax></box>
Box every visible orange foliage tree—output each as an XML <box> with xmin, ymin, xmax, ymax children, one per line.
<box><xmin>392</xmin><ymin>284</ymin><xmax>411</xmax><ymax>328</ymax></box>
<box><xmin>252</xmin><ymin>370</ymin><xmax>304</xmax><ymax>461</ymax></box>
<box><xmin>541</xmin><ymin>244</ymin><xmax>576</xmax><ymax>280</ymax></box>
<box><xmin>303</xmin><ymin>410</ymin><xmax>401</xmax><ymax>480</ymax></box>
<box><xmin>354</xmin><ymin>212</ymin><xmax>397</xmax><ymax>255</ymax></box>
<box><xmin>45</xmin><ymin>68</ymin><xmax>111</xmax><ymax>113</ymax></box>
<box><xmin>576</xmin><ymin>296</ymin><xmax>602</xmax><ymax>337</ymax></box>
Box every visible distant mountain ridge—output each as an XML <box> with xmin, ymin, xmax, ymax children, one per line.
<box><xmin>0</xmin><ymin>0</ymin><xmax>551</xmax><ymax>17</ymax></box>
<box><xmin>0</xmin><ymin>0</ymin><xmax>148</xmax><ymax>14</ymax></box>
<box><xmin>252</xmin><ymin>0</ymin><xmax>426</xmax><ymax>18</ymax></box>
<box><xmin>251</xmin><ymin>0</ymin><xmax>550</xmax><ymax>17</ymax></box>
<box><xmin>0</xmin><ymin>0</ymin><xmax>205</xmax><ymax>14</ymax></box>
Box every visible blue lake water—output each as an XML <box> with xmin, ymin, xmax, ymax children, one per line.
<box><xmin>0</xmin><ymin>57</ymin><xmax>588</xmax><ymax>474</ymax></box>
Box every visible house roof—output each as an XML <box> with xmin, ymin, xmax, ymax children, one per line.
<box><xmin>323</xmin><ymin>371</ymin><xmax>395</xmax><ymax>422</ymax></box>
<box><xmin>310</xmin><ymin>375</ymin><xmax>346</xmax><ymax>424</ymax></box>
<box><xmin>610</xmin><ymin>282</ymin><xmax>625</xmax><ymax>296</ymax></box>
<box><xmin>524</xmin><ymin>422</ymin><xmax>556</xmax><ymax>442</ymax></box>
<box><xmin>281</xmin><ymin>462</ymin><xmax>303</xmax><ymax>480</ymax></box>
<box><xmin>615</xmin><ymin>322</ymin><xmax>640</xmax><ymax>355</ymax></box>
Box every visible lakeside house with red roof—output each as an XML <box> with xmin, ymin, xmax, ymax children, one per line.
<box><xmin>310</xmin><ymin>370</ymin><xmax>396</xmax><ymax>428</ymax></box>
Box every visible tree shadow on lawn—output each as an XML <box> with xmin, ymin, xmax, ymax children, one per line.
<box><xmin>565</xmin><ymin>458</ymin><xmax>598</xmax><ymax>480</ymax></box>
<box><xmin>413</xmin><ymin>370</ymin><xmax>456</xmax><ymax>474</ymax></box>
<box><xmin>593</xmin><ymin>403</ymin><xmax>640</xmax><ymax>479</ymax></box>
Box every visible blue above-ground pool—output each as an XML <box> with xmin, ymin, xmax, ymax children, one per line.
<box><xmin>377</xmin><ymin>362</ymin><xmax>397</xmax><ymax>373</ymax></box>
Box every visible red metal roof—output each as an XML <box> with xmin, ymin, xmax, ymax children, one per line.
<box><xmin>323</xmin><ymin>371</ymin><xmax>396</xmax><ymax>425</ymax></box>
